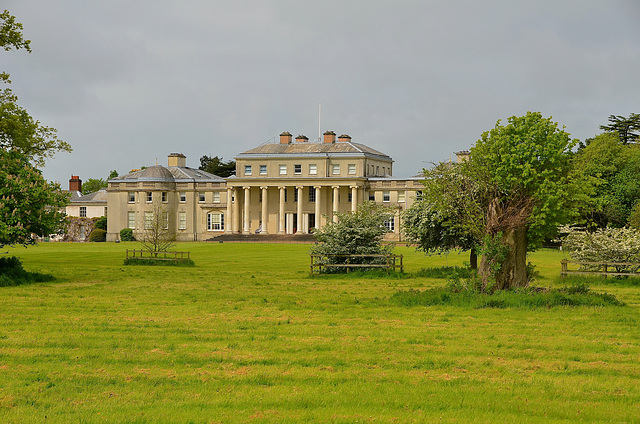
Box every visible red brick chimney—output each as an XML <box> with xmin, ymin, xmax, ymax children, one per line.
<box><xmin>69</xmin><ymin>175</ymin><xmax>82</xmax><ymax>192</ymax></box>
<box><xmin>338</xmin><ymin>134</ymin><xmax>351</xmax><ymax>143</ymax></box>
<box><xmin>295</xmin><ymin>134</ymin><xmax>309</xmax><ymax>143</ymax></box>
<box><xmin>323</xmin><ymin>131</ymin><xmax>336</xmax><ymax>144</ymax></box>
<box><xmin>280</xmin><ymin>131</ymin><xmax>292</xmax><ymax>144</ymax></box>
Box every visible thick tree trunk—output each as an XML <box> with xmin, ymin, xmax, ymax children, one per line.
<box><xmin>480</xmin><ymin>226</ymin><xmax>528</xmax><ymax>290</ymax></box>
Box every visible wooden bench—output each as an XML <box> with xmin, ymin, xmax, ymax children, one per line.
<box><xmin>310</xmin><ymin>254</ymin><xmax>403</xmax><ymax>275</ymax></box>
<box><xmin>126</xmin><ymin>249</ymin><xmax>191</xmax><ymax>262</ymax></box>
<box><xmin>561</xmin><ymin>259</ymin><xmax>640</xmax><ymax>278</ymax></box>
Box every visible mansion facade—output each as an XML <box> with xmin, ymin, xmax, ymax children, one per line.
<box><xmin>105</xmin><ymin>131</ymin><xmax>424</xmax><ymax>242</ymax></box>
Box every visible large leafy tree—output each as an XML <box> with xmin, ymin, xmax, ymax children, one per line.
<box><xmin>573</xmin><ymin>132</ymin><xmax>640</xmax><ymax>228</ymax></box>
<box><xmin>1</xmin><ymin>10</ymin><xmax>70</xmax><ymax>247</ymax></box>
<box><xmin>599</xmin><ymin>113</ymin><xmax>640</xmax><ymax>145</ymax></box>
<box><xmin>422</xmin><ymin>112</ymin><xmax>585</xmax><ymax>290</ymax></box>
<box><xmin>199</xmin><ymin>155</ymin><xmax>236</xmax><ymax>178</ymax></box>
<box><xmin>0</xmin><ymin>150</ymin><xmax>68</xmax><ymax>247</ymax></box>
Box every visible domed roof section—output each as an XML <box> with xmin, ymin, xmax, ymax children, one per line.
<box><xmin>111</xmin><ymin>165</ymin><xmax>175</xmax><ymax>182</ymax></box>
<box><xmin>136</xmin><ymin>165</ymin><xmax>175</xmax><ymax>181</ymax></box>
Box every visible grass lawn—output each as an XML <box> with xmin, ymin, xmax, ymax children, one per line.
<box><xmin>0</xmin><ymin>242</ymin><xmax>639</xmax><ymax>423</ymax></box>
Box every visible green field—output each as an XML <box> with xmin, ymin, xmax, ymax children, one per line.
<box><xmin>1</xmin><ymin>242</ymin><xmax>639</xmax><ymax>423</ymax></box>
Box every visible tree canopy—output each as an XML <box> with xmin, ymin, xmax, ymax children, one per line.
<box><xmin>572</xmin><ymin>132</ymin><xmax>640</xmax><ymax>228</ymax></box>
<box><xmin>199</xmin><ymin>155</ymin><xmax>235</xmax><ymax>178</ymax></box>
<box><xmin>599</xmin><ymin>113</ymin><xmax>640</xmax><ymax>145</ymax></box>
<box><xmin>1</xmin><ymin>10</ymin><xmax>71</xmax><ymax>166</ymax></box>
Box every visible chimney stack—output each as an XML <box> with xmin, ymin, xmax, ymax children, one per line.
<box><xmin>280</xmin><ymin>131</ymin><xmax>292</xmax><ymax>144</ymax></box>
<box><xmin>69</xmin><ymin>175</ymin><xmax>82</xmax><ymax>193</ymax></box>
<box><xmin>168</xmin><ymin>153</ymin><xmax>186</xmax><ymax>167</ymax></box>
<box><xmin>323</xmin><ymin>131</ymin><xmax>336</xmax><ymax>144</ymax></box>
<box><xmin>338</xmin><ymin>134</ymin><xmax>351</xmax><ymax>143</ymax></box>
<box><xmin>295</xmin><ymin>134</ymin><xmax>309</xmax><ymax>143</ymax></box>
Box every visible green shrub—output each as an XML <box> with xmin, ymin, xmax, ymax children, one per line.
<box><xmin>94</xmin><ymin>216</ymin><xmax>107</xmax><ymax>230</ymax></box>
<box><xmin>123</xmin><ymin>258</ymin><xmax>195</xmax><ymax>267</ymax></box>
<box><xmin>390</xmin><ymin>284</ymin><xmax>624</xmax><ymax>308</ymax></box>
<box><xmin>88</xmin><ymin>228</ymin><xmax>107</xmax><ymax>242</ymax></box>
<box><xmin>0</xmin><ymin>256</ymin><xmax>55</xmax><ymax>287</ymax></box>
<box><xmin>119</xmin><ymin>228</ymin><xmax>135</xmax><ymax>241</ymax></box>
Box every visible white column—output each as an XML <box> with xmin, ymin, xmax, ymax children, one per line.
<box><xmin>296</xmin><ymin>186</ymin><xmax>303</xmax><ymax>233</ymax></box>
<box><xmin>226</xmin><ymin>188</ymin><xmax>233</xmax><ymax>234</ymax></box>
<box><xmin>332</xmin><ymin>186</ymin><xmax>339</xmax><ymax>223</ymax></box>
<box><xmin>314</xmin><ymin>186</ymin><xmax>321</xmax><ymax>230</ymax></box>
<box><xmin>261</xmin><ymin>186</ymin><xmax>268</xmax><ymax>234</ymax></box>
<box><xmin>278</xmin><ymin>186</ymin><xmax>285</xmax><ymax>234</ymax></box>
<box><xmin>351</xmin><ymin>186</ymin><xmax>358</xmax><ymax>212</ymax></box>
<box><xmin>243</xmin><ymin>186</ymin><xmax>250</xmax><ymax>234</ymax></box>
<box><xmin>232</xmin><ymin>187</ymin><xmax>240</xmax><ymax>234</ymax></box>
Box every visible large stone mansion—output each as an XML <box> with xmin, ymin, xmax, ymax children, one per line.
<box><xmin>105</xmin><ymin>131</ymin><xmax>426</xmax><ymax>242</ymax></box>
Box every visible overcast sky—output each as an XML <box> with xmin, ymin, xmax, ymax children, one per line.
<box><xmin>4</xmin><ymin>0</ymin><xmax>640</xmax><ymax>186</ymax></box>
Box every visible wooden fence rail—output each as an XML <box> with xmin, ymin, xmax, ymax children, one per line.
<box><xmin>126</xmin><ymin>249</ymin><xmax>191</xmax><ymax>261</ymax></box>
<box><xmin>310</xmin><ymin>254</ymin><xmax>403</xmax><ymax>275</ymax></box>
<box><xmin>561</xmin><ymin>259</ymin><xmax>640</xmax><ymax>278</ymax></box>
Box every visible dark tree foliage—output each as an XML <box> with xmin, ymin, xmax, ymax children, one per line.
<box><xmin>600</xmin><ymin>113</ymin><xmax>640</xmax><ymax>145</ymax></box>
<box><xmin>199</xmin><ymin>155</ymin><xmax>236</xmax><ymax>178</ymax></box>
<box><xmin>573</xmin><ymin>132</ymin><xmax>640</xmax><ymax>228</ymax></box>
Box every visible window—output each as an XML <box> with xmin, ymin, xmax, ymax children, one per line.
<box><xmin>179</xmin><ymin>192</ymin><xmax>186</xmax><ymax>203</ymax></box>
<box><xmin>244</xmin><ymin>165</ymin><xmax>252</xmax><ymax>176</ymax></box>
<box><xmin>348</xmin><ymin>193</ymin><xmax>352</xmax><ymax>203</ymax></box>
<box><xmin>128</xmin><ymin>192</ymin><xmax>135</xmax><ymax>203</ymax></box>
<box><xmin>279</xmin><ymin>165</ymin><xmax>287</xmax><ymax>175</ymax></box>
<box><xmin>294</xmin><ymin>164</ymin><xmax>302</xmax><ymax>175</ymax></box>
<box><xmin>376</xmin><ymin>166</ymin><xmax>380</xmax><ymax>176</ymax></box>
<box><xmin>348</xmin><ymin>164</ymin><xmax>356</xmax><ymax>175</ymax></box>
<box><xmin>332</xmin><ymin>164</ymin><xmax>340</xmax><ymax>175</ymax></box>
<box><xmin>294</xmin><ymin>188</ymin><xmax>298</xmax><ymax>203</ymax></box>
<box><xmin>161</xmin><ymin>192</ymin><xmax>168</xmax><ymax>202</ymax></box>
<box><xmin>284</xmin><ymin>188</ymin><xmax>288</xmax><ymax>202</ymax></box>
<box><xmin>398</xmin><ymin>191</ymin><xmax>406</xmax><ymax>203</ymax></box>
<box><xmin>383</xmin><ymin>191</ymin><xmax>390</xmax><ymax>202</ymax></box>
<box><xmin>309</xmin><ymin>187</ymin><xmax>316</xmax><ymax>202</ymax></box>
<box><xmin>309</xmin><ymin>164</ymin><xmax>317</xmax><ymax>175</ymax></box>
<box><xmin>79</xmin><ymin>206</ymin><xmax>87</xmax><ymax>217</ymax></box>
<box><xmin>260</xmin><ymin>165</ymin><xmax>267</xmax><ymax>175</ymax></box>
<box><xmin>162</xmin><ymin>212</ymin><xmax>169</xmax><ymax>230</ymax></box>
<box><xmin>383</xmin><ymin>217</ymin><xmax>395</xmax><ymax>232</ymax></box>
<box><xmin>127</xmin><ymin>211</ymin><xmax>135</xmax><ymax>229</ymax></box>
<box><xmin>207</xmin><ymin>213</ymin><xmax>224</xmax><ymax>231</ymax></box>
<box><xmin>144</xmin><ymin>211</ymin><xmax>153</xmax><ymax>229</ymax></box>
<box><xmin>382</xmin><ymin>167</ymin><xmax>386</xmax><ymax>176</ymax></box>
<box><xmin>178</xmin><ymin>211</ymin><xmax>187</xmax><ymax>230</ymax></box>
<box><xmin>146</xmin><ymin>192</ymin><xmax>152</xmax><ymax>203</ymax></box>
<box><xmin>213</xmin><ymin>191</ymin><xmax>220</xmax><ymax>203</ymax></box>
<box><xmin>416</xmin><ymin>190</ymin><xmax>423</xmax><ymax>200</ymax></box>
<box><xmin>198</xmin><ymin>192</ymin><xmax>205</xmax><ymax>203</ymax></box>
<box><xmin>368</xmin><ymin>192</ymin><xmax>375</xmax><ymax>201</ymax></box>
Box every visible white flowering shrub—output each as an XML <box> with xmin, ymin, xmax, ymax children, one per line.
<box><xmin>560</xmin><ymin>226</ymin><xmax>640</xmax><ymax>272</ymax></box>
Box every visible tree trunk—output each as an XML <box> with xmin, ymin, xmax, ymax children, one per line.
<box><xmin>469</xmin><ymin>247</ymin><xmax>478</xmax><ymax>270</ymax></box>
<box><xmin>491</xmin><ymin>226</ymin><xmax>528</xmax><ymax>290</ymax></box>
